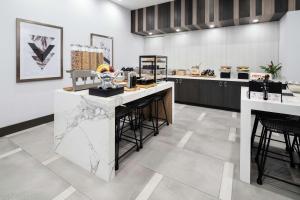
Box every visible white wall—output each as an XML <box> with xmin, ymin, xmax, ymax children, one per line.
<box><xmin>279</xmin><ymin>11</ymin><xmax>300</xmax><ymax>82</ymax></box>
<box><xmin>144</xmin><ymin>22</ymin><xmax>279</xmax><ymax>75</ymax></box>
<box><xmin>0</xmin><ymin>0</ymin><xmax>144</xmax><ymax>128</ymax></box>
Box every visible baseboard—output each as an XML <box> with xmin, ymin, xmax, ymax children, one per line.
<box><xmin>0</xmin><ymin>114</ymin><xmax>54</xmax><ymax>137</ymax></box>
<box><xmin>175</xmin><ymin>101</ymin><xmax>240</xmax><ymax>112</ymax></box>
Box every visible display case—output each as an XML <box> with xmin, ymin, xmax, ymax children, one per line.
<box><xmin>139</xmin><ymin>55</ymin><xmax>168</xmax><ymax>83</ymax></box>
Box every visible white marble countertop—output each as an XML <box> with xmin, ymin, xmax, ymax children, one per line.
<box><xmin>241</xmin><ymin>87</ymin><xmax>300</xmax><ymax>108</ymax></box>
<box><xmin>56</xmin><ymin>81</ymin><xmax>174</xmax><ymax>107</ymax></box>
<box><xmin>168</xmin><ymin>75</ymin><xmax>249</xmax><ymax>82</ymax></box>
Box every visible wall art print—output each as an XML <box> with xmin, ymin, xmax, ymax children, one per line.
<box><xmin>16</xmin><ymin>18</ymin><xmax>63</xmax><ymax>82</ymax></box>
<box><xmin>90</xmin><ymin>33</ymin><xmax>113</xmax><ymax>66</ymax></box>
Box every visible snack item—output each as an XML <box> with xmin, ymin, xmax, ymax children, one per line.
<box><xmin>82</xmin><ymin>46</ymin><xmax>90</xmax><ymax>70</ymax></box>
<box><xmin>71</xmin><ymin>44</ymin><xmax>82</xmax><ymax>70</ymax></box>
<box><xmin>90</xmin><ymin>47</ymin><xmax>98</xmax><ymax>71</ymax></box>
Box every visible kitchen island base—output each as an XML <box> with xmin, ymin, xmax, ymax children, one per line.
<box><xmin>54</xmin><ymin>82</ymin><xmax>174</xmax><ymax>181</ymax></box>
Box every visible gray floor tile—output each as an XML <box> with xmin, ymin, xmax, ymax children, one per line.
<box><xmin>1</xmin><ymin>103</ymin><xmax>299</xmax><ymax>200</ymax></box>
<box><xmin>185</xmin><ymin>133</ymin><xmax>240</xmax><ymax>164</ymax></box>
<box><xmin>0</xmin><ymin>138</ymin><xmax>18</xmax><ymax>155</ymax></box>
<box><xmin>0</xmin><ymin>151</ymin><xmax>69</xmax><ymax>200</ymax></box>
<box><xmin>149</xmin><ymin>176</ymin><xmax>217</xmax><ymax>200</ymax></box>
<box><xmin>131</xmin><ymin>140</ymin><xmax>224</xmax><ymax>198</ymax></box>
<box><xmin>232</xmin><ymin>179</ymin><xmax>295</xmax><ymax>200</ymax></box>
<box><xmin>155</xmin><ymin>125</ymin><xmax>187</xmax><ymax>146</ymax></box>
<box><xmin>48</xmin><ymin>157</ymin><xmax>154</xmax><ymax>200</ymax></box>
<box><xmin>9</xmin><ymin>124</ymin><xmax>56</xmax><ymax>162</ymax></box>
<box><xmin>67</xmin><ymin>191</ymin><xmax>91</xmax><ymax>200</ymax></box>
<box><xmin>193</xmin><ymin>127</ymin><xmax>230</xmax><ymax>141</ymax></box>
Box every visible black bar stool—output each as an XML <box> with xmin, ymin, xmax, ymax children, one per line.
<box><xmin>126</xmin><ymin>97</ymin><xmax>156</xmax><ymax>149</ymax></box>
<box><xmin>255</xmin><ymin>116</ymin><xmax>300</xmax><ymax>186</ymax></box>
<box><xmin>115</xmin><ymin>106</ymin><xmax>139</xmax><ymax>171</ymax></box>
<box><xmin>151</xmin><ymin>90</ymin><xmax>169</xmax><ymax>135</ymax></box>
<box><xmin>251</xmin><ymin>111</ymin><xmax>294</xmax><ymax>153</ymax></box>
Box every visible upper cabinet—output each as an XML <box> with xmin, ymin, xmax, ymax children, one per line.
<box><xmin>131</xmin><ymin>0</ymin><xmax>300</xmax><ymax>36</ymax></box>
<box><xmin>219</xmin><ymin>0</ymin><xmax>234</xmax><ymax>26</ymax></box>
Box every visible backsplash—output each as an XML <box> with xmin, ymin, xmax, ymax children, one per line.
<box><xmin>144</xmin><ymin>21</ymin><xmax>279</xmax><ymax>78</ymax></box>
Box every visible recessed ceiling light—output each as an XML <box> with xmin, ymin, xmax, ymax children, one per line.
<box><xmin>148</xmin><ymin>32</ymin><xmax>153</xmax><ymax>35</ymax></box>
<box><xmin>253</xmin><ymin>19</ymin><xmax>259</xmax><ymax>23</ymax></box>
<box><xmin>209</xmin><ymin>24</ymin><xmax>215</xmax><ymax>28</ymax></box>
<box><xmin>176</xmin><ymin>28</ymin><xmax>180</xmax><ymax>32</ymax></box>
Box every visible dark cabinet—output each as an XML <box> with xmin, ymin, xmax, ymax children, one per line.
<box><xmin>168</xmin><ymin>78</ymin><xmax>199</xmax><ymax>103</ymax></box>
<box><xmin>168</xmin><ymin>78</ymin><xmax>248</xmax><ymax>111</ymax></box>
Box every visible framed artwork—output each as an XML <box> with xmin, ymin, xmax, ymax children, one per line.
<box><xmin>16</xmin><ymin>18</ymin><xmax>63</xmax><ymax>82</ymax></box>
<box><xmin>90</xmin><ymin>33</ymin><xmax>113</xmax><ymax>66</ymax></box>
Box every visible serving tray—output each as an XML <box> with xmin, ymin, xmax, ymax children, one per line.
<box><xmin>89</xmin><ymin>87</ymin><xmax>124</xmax><ymax>97</ymax></box>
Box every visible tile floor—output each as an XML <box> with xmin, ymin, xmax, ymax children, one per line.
<box><xmin>0</xmin><ymin>104</ymin><xmax>299</xmax><ymax>200</ymax></box>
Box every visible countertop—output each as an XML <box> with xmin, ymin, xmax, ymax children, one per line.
<box><xmin>168</xmin><ymin>75</ymin><xmax>250</xmax><ymax>82</ymax></box>
<box><xmin>241</xmin><ymin>87</ymin><xmax>300</xmax><ymax>107</ymax></box>
<box><xmin>56</xmin><ymin>81</ymin><xmax>174</xmax><ymax>107</ymax></box>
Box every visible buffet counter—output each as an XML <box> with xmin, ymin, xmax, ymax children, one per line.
<box><xmin>168</xmin><ymin>75</ymin><xmax>249</xmax><ymax>82</ymax></box>
<box><xmin>54</xmin><ymin>82</ymin><xmax>174</xmax><ymax>181</ymax></box>
<box><xmin>240</xmin><ymin>87</ymin><xmax>300</xmax><ymax>184</ymax></box>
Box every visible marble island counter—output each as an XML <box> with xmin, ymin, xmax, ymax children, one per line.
<box><xmin>54</xmin><ymin>81</ymin><xmax>174</xmax><ymax>181</ymax></box>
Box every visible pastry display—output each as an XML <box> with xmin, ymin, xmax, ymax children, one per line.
<box><xmin>191</xmin><ymin>66</ymin><xmax>200</xmax><ymax>76</ymax></box>
<box><xmin>237</xmin><ymin>66</ymin><xmax>250</xmax><ymax>79</ymax></box>
<box><xmin>220</xmin><ymin>66</ymin><xmax>232</xmax><ymax>73</ymax></box>
<box><xmin>220</xmin><ymin>66</ymin><xmax>232</xmax><ymax>78</ymax></box>
<box><xmin>237</xmin><ymin>66</ymin><xmax>250</xmax><ymax>72</ymax></box>
<box><xmin>175</xmin><ymin>69</ymin><xmax>186</xmax><ymax>76</ymax></box>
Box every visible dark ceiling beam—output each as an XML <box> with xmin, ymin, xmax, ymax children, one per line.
<box><xmin>219</xmin><ymin>0</ymin><xmax>235</xmax><ymax>27</ymax></box>
<box><xmin>271</xmin><ymin>0</ymin><xmax>289</xmax><ymax>21</ymax></box>
<box><xmin>297</xmin><ymin>0</ymin><xmax>300</xmax><ymax>10</ymax></box>
<box><xmin>131</xmin><ymin>0</ymin><xmax>293</xmax><ymax>36</ymax></box>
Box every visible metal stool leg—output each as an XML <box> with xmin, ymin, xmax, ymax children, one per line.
<box><xmin>255</xmin><ymin>126</ymin><xmax>266</xmax><ymax>162</ymax></box>
<box><xmin>257</xmin><ymin>130</ymin><xmax>272</xmax><ymax>185</ymax></box>
<box><xmin>139</xmin><ymin>109</ymin><xmax>143</xmax><ymax>149</ymax></box>
<box><xmin>162</xmin><ymin>99</ymin><xmax>169</xmax><ymax>126</ymax></box>
<box><xmin>115</xmin><ymin>118</ymin><xmax>120</xmax><ymax>170</ymax></box>
<box><xmin>129</xmin><ymin>113</ymin><xmax>139</xmax><ymax>152</ymax></box>
<box><xmin>155</xmin><ymin>100</ymin><xmax>159</xmax><ymax>135</ymax></box>
<box><xmin>285</xmin><ymin>133</ymin><xmax>295</xmax><ymax>168</ymax></box>
<box><xmin>251</xmin><ymin>115</ymin><xmax>259</xmax><ymax>149</ymax></box>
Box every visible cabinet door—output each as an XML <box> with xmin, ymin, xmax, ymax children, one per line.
<box><xmin>180</xmin><ymin>79</ymin><xmax>201</xmax><ymax>104</ymax></box>
<box><xmin>223</xmin><ymin>81</ymin><xmax>239</xmax><ymax>110</ymax></box>
<box><xmin>168</xmin><ymin>78</ymin><xmax>182</xmax><ymax>102</ymax></box>
<box><xmin>207</xmin><ymin>81</ymin><xmax>224</xmax><ymax>107</ymax></box>
<box><xmin>198</xmin><ymin>80</ymin><xmax>211</xmax><ymax>105</ymax></box>
<box><xmin>223</xmin><ymin>81</ymin><xmax>248</xmax><ymax>110</ymax></box>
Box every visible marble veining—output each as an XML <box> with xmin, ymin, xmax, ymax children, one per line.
<box><xmin>55</xmin><ymin>96</ymin><xmax>113</xmax><ymax>174</ymax></box>
<box><xmin>54</xmin><ymin>82</ymin><xmax>174</xmax><ymax>181</ymax></box>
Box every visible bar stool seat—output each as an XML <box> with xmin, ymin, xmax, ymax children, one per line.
<box><xmin>251</xmin><ymin>111</ymin><xmax>293</xmax><ymax>150</ymax></box>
